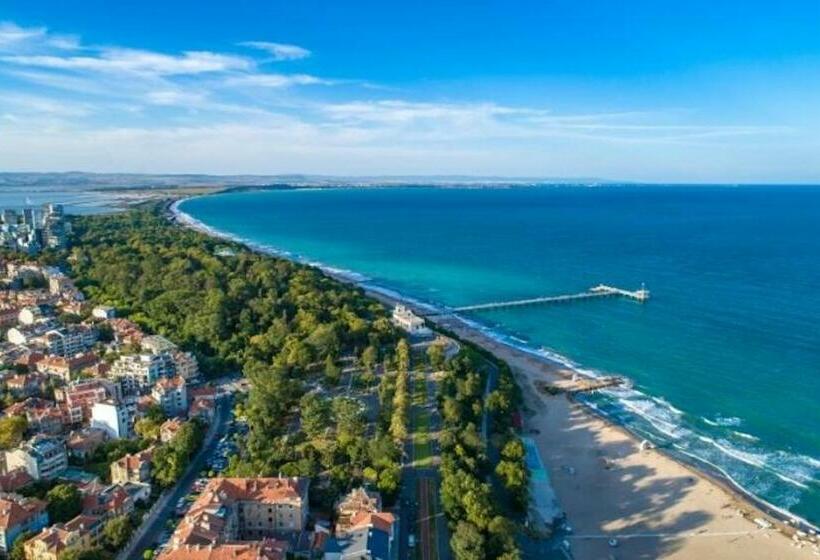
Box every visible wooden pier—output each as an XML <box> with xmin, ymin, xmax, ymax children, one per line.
<box><xmin>453</xmin><ymin>283</ymin><xmax>649</xmax><ymax>313</ymax></box>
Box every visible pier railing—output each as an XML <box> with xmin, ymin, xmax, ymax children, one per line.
<box><xmin>453</xmin><ymin>284</ymin><xmax>649</xmax><ymax>313</ymax></box>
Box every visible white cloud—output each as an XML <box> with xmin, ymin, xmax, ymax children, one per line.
<box><xmin>0</xmin><ymin>21</ymin><xmax>78</xmax><ymax>51</ymax></box>
<box><xmin>240</xmin><ymin>41</ymin><xmax>311</xmax><ymax>60</ymax></box>
<box><xmin>0</xmin><ymin>22</ymin><xmax>45</xmax><ymax>47</ymax></box>
<box><xmin>226</xmin><ymin>73</ymin><xmax>329</xmax><ymax>88</ymax></box>
<box><xmin>3</xmin><ymin>48</ymin><xmax>252</xmax><ymax>76</ymax></box>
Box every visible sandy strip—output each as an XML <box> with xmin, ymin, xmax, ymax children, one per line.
<box><xmin>428</xmin><ymin>314</ymin><xmax>818</xmax><ymax>559</ymax></box>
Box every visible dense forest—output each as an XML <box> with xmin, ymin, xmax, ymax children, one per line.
<box><xmin>67</xmin><ymin>205</ymin><xmax>402</xmax><ymax>505</ymax></box>
<box><xmin>69</xmin><ymin>206</ymin><xmax>396</xmax><ymax>376</ymax></box>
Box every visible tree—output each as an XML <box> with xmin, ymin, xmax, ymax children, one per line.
<box><xmin>396</xmin><ymin>339</ymin><xmax>410</xmax><ymax>375</ymax></box>
<box><xmin>9</xmin><ymin>530</ymin><xmax>33</xmax><ymax>560</ymax></box>
<box><xmin>0</xmin><ymin>415</ymin><xmax>27</xmax><ymax>450</ymax></box>
<box><xmin>60</xmin><ymin>547</ymin><xmax>110</xmax><ymax>560</ymax></box>
<box><xmin>426</xmin><ymin>342</ymin><xmax>445</xmax><ymax>370</ymax></box>
<box><xmin>496</xmin><ymin>438</ymin><xmax>529</xmax><ymax>510</ymax></box>
<box><xmin>46</xmin><ymin>484</ymin><xmax>82</xmax><ymax>523</ymax></box>
<box><xmin>103</xmin><ymin>515</ymin><xmax>133</xmax><ymax>550</ymax></box>
<box><xmin>134</xmin><ymin>417</ymin><xmax>162</xmax><ymax>441</ymax></box>
<box><xmin>377</xmin><ymin>465</ymin><xmax>401</xmax><ymax>497</ymax></box>
<box><xmin>300</xmin><ymin>393</ymin><xmax>330</xmax><ymax>439</ymax></box>
<box><xmin>450</xmin><ymin>521</ymin><xmax>486</xmax><ymax>560</ymax></box>
<box><xmin>324</xmin><ymin>354</ymin><xmax>341</xmax><ymax>385</ymax></box>
<box><xmin>332</xmin><ymin>397</ymin><xmax>365</xmax><ymax>442</ymax></box>
<box><xmin>361</xmin><ymin>345</ymin><xmax>378</xmax><ymax>376</ymax></box>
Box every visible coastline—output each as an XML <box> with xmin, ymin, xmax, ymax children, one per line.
<box><xmin>167</xmin><ymin>196</ymin><xmax>819</xmax><ymax>558</ymax></box>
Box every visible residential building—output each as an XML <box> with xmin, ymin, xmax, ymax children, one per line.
<box><xmin>171</xmin><ymin>350</ymin><xmax>199</xmax><ymax>380</ymax></box>
<box><xmin>108</xmin><ymin>319</ymin><xmax>143</xmax><ymax>346</ymax></box>
<box><xmin>80</xmin><ymin>482</ymin><xmax>134</xmax><ymax>518</ymax></box>
<box><xmin>157</xmin><ymin>542</ymin><xmax>289</xmax><ymax>560</ymax></box>
<box><xmin>141</xmin><ymin>334</ymin><xmax>177</xmax><ymax>354</ymax></box>
<box><xmin>0</xmin><ymin>469</ymin><xmax>33</xmax><ymax>494</ymax></box>
<box><xmin>33</xmin><ymin>325</ymin><xmax>97</xmax><ymax>357</ymax></box>
<box><xmin>24</xmin><ymin>514</ymin><xmax>103</xmax><ymax>560</ymax></box>
<box><xmin>57</xmin><ymin>378</ymin><xmax>120</xmax><ymax>424</ymax></box>
<box><xmin>65</xmin><ymin>428</ymin><xmax>108</xmax><ymax>460</ymax></box>
<box><xmin>110</xmin><ymin>353</ymin><xmax>173</xmax><ymax>393</ymax></box>
<box><xmin>110</xmin><ymin>447</ymin><xmax>154</xmax><ymax>486</ymax></box>
<box><xmin>169</xmin><ymin>477</ymin><xmax>309</xmax><ymax>550</ymax></box>
<box><xmin>5</xmin><ymin>436</ymin><xmax>68</xmax><ymax>480</ymax></box>
<box><xmin>91</xmin><ymin>306</ymin><xmax>116</xmax><ymax>320</ymax></box>
<box><xmin>152</xmin><ymin>376</ymin><xmax>187</xmax><ymax>416</ymax></box>
<box><xmin>17</xmin><ymin>307</ymin><xmax>44</xmax><ymax>326</ymax></box>
<box><xmin>90</xmin><ymin>400</ymin><xmax>131</xmax><ymax>439</ymax></box>
<box><xmin>159</xmin><ymin>418</ymin><xmax>184</xmax><ymax>443</ymax></box>
<box><xmin>36</xmin><ymin>352</ymin><xmax>98</xmax><ymax>382</ymax></box>
<box><xmin>326</xmin><ymin>488</ymin><xmax>396</xmax><ymax>560</ymax></box>
<box><xmin>0</xmin><ymin>493</ymin><xmax>49</xmax><ymax>555</ymax></box>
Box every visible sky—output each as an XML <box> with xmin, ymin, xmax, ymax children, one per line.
<box><xmin>1</xmin><ymin>1</ymin><xmax>819</xmax><ymax>182</ymax></box>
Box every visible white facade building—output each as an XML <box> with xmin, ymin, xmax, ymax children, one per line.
<box><xmin>391</xmin><ymin>305</ymin><xmax>432</xmax><ymax>336</ymax></box>
<box><xmin>4</xmin><ymin>435</ymin><xmax>68</xmax><ymax>480</ymax></box>
<box><xmin>110</xmin><ymin>353</ymin><xmax>173</xmax><ymax>393</ymax></box>
<box><xmin>91</xmin><ymin>400</ymin><xmax>131</xmax><ymax>439</ymax></box>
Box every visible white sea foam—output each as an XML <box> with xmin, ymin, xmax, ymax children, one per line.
<box><xmin>732</xmin><ymin>430</ymin><xmax>760</xmax><ymax>442</ymax></box>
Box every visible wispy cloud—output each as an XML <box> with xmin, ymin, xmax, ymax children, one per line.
<box><xmin>0</xmin><ymin>21</ymin><xmax>78</xmax><ymax>51</ymax></box>
<box><xmin>0</xmin><ymin>19</ymin><xmax>803</xmax><ymax>181</ymax></box>
<box><xmin>240</xmin><ymin>41</ymin><xmax>311</xmax><ymax>61</ymax></box>
<box><xmin>3</xmin><ymin>49</ymin><xmax>252</xmax><ymax>76</ymax></box>
<box><xmin>226</xmin><ymin>73</ymin><xmax>329</xmax><ymax>88</ymax></box>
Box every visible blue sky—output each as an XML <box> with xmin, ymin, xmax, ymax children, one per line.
<box><xmin>1</xmin><ymin>1</ymin><xmax>819</xmax><ymax>182</ymax></box>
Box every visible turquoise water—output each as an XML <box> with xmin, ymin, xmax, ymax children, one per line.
<box><xmin>180</xmin><ymin>186</ymin><xmax>820</xmax><ymax>525</ymax></box>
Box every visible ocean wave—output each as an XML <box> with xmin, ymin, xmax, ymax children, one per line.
<box><xmin>702</xmin><ymin>415</ymin><xmax>743</xmax><ymax>427</ymax></box>
<box><xmin>732</xmin><ymin>430</ymin><xmax>760</xmax><ymax>442</ymax></box>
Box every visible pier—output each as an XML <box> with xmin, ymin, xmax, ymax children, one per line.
<box><xmin>453</xmin><ymin>283</ymin><xmax>649</xmax><ymax>313</ymax></box>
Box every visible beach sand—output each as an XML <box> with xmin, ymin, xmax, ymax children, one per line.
<box><xmin>432</xmin><ymin>314</ymin><xmax>817</xmax><ymax>560</ymax></box>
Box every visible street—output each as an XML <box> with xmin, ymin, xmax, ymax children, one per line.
<box><xmin>117</xmin><ymin>396</ymin><xmax>232</xmax><ymax>559</ymax></box>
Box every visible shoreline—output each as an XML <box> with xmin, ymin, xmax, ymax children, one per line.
<box><xmin>167</xmin><ymin>196</ymin><xmax>818</xmax><ymax>557</ymax></box>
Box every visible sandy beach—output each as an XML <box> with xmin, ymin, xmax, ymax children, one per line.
<box><xmin>170</xmin><ymin>199</ymin><xmax>818</xmax><ymax>559</ymax></box>
<box><xmin>431</xmin><ymin>314</ymin><xmax>818</xmax><ymax>559</ymax></box>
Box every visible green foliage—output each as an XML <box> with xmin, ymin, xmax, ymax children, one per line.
<box><xmin>451</xmin><ymin>521</ymin><xmax>485</xmax><ymax>560</ymax></box>
<box><xmin>495</xmin><ymin>438</ymin><xmax>529</xmax><ymax>512</ymax></box>
<box><xmin>332</xmin><ymin>397</ymin><xmax>365</xmax><ymax>443</ymax></box>
<box><xmin>438</xmin><ymin>350</ymin><xmax>522</xmax><ymax>559</ymax></box>
<box><xmin>0</xmin><ymin>415</ymin><xmax>27</xmax><ymax>450</ymax></box>
<box><xmin>426</xmin><ymin>341</ymin><xmax>446</xmax><ymax>369</ymax></box>
<box><xmin>299</xmin><ymin>393</ymin><xmax>330</xmax><ymax>439</ymax></box>
<box><xmin>153</xmin><ymin>420</ymin><xmax>204</xmax><ymax>488</ymax></box>
<box><xmin>103</xmin><ymin>515</ymin><xmax>133</xmax><ymax>550</ymax></box>
<box><xmin>68</xmin><ymin>208</ymin><xmax>395</xmax><ymax>376</ymax></box>
<box><xmin>60</xmin><ymin>547</ymin><xmax>112</xmax><ymax>560</ymax></box>
<box><xmin>46</xmin><ymin>483</ymin><xmax>82</xmax><ymax>523</ymax></box>
<box><xmin>9</xmin><ymin>530</ymin><xmax>33</xmax><ymax>560</ymax></box>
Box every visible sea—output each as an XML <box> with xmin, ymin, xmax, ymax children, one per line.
<box><xmin>178</xmin><ymin>185</ymin><xmax>820</xmax><ymax>527</ymax></box>
<box><xmin>0</xmin><ymin>184</ymin><xmax>117</xmax><ymax>214</ymax></box>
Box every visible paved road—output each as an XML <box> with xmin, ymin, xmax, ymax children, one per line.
<box><xmin>398</xmin><ymin>370</ymin><xmax>452</xmax><ymax>560</ymax></box>
<box><xmin>118</xmin><ymin>397</ymin><xmax>231</xmax><ymax>559</ymax></box>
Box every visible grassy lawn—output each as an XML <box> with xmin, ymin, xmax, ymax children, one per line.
<box><xmin>412</xmin><ymin>373</ymin><xmax>434</xmax><ymax>467</ymax></box>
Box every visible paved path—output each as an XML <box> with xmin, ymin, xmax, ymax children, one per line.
<box><xmin>117</xmin><ymin>398</ymin><xmax>231</xmax><ymax>559</ymax></box>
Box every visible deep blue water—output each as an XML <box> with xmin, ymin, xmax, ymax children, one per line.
<box><xmin>180</xmin><ymin>185</ymin><xmax>820</xmax><ymax>524</ymax></box>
